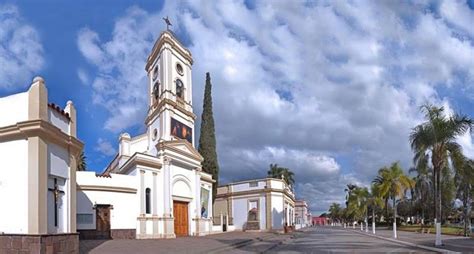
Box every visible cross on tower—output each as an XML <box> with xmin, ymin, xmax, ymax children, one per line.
<box><xmin>48</xmin><ymin>178</ymin><xmax>65</xmax><ymax>227</ymax></box>
<box><xmin>163</xmin><ymin>16</ymin><xmax>172</xmax><ymax>30</ymax></box>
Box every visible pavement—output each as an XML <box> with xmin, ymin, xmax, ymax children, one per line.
<box><xmin>80</xmin><ymin>231</ymin><xmax>291</xmax><ymax>254</ymax></box>
<box><xmin>267</xmin><ymin>227</ymin><xmax>432</xmax><ymax>253</ymax></box>
<box><xmin>79</xmin><ymin>227</ymin><xmax>474</xmax><ymax>253</ymax></box>
<box><xmin>346</xmin><ymin>227</ymin><xmax>474</xmax><ymax>253</ymax></box>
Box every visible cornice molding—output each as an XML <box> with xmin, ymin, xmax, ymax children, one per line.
<box><xmin>0</xmin><ymin>119</ymin><xmax>83</xmax><ymax>156</ymax></box>
<box><xmin>146</xmin><ymin>31</ymin><xmax>193</xmax><ymax>71</ymax></box>
<box><xmin>119</xmin><ymin>152</ymin><xmax>163</xmax><ymax>174</ymax></box>
<box><xmin>145</xmin><ymin>97</ymin><xmax>196</xmax><ymax>125</ymax></box>
<box><xmin>78</xmin><ymin>185</ymin><xmax>137</xmax><ymax>194</ymax></box>
<box><xmin>157</xmin><ymin>139</ymin><xmax>203</xmax><ymax>163</ymax></box>
<box><xmin>216</xmin><ymin>187</ymin><xmax>296</xmax><ymax>202</ymax></box>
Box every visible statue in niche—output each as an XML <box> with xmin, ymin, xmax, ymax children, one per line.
<box><xmin>247</xmin><ymin>208</ymin><xmax>258</xmax><ymax>221</ymax></box>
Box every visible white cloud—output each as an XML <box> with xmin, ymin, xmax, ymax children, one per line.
<box><xmin>0</xmin><ymin>4</ymin><xmax>44</xmax><ymax>90</ymax></box>
<box><xmin>95</xmin><ymin>138</ymin><xmax>116</xmax><ymax>156</ymax></box>
<box><xmin>78</xmin><ymin>1</ymin><xmax>474</xmax><ymax>213</ymax></box>
<box><xmin>77</xmin><ymin>68</ymin><xmax>89</xmax><ymax>85</ymax></box>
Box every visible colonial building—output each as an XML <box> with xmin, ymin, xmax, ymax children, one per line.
<box><xmin>214</xmin><ymin>178</ymin><xmax>295</xmax><ymax>232</ymax></box>
<box><xmin>0</xmin><ymin>77</ymin><xmax>83</xmax><ymax>253</ymax></box>
<box><xmin>295</xmin><ymin>200</ymin><xmax>311</xmax><ymax>229</ymax></box>
<box><xmin>76</xmin><ymin>30</ymin><xmax>214</xmax><ymax>239</ymax></box>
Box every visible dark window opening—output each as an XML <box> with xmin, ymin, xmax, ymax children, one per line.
<box><xmin>145</xmin><ymin>188</ymin><xmax>151</xmax><ymax>214</ymax></box>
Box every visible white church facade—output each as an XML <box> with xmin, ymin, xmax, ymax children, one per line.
<box><xmin>0</xmin><ymin>77</ymin><xmax>83</xmax><ymax>253</ymax></box>
<box><xmin>76</xmin><ymin>30</ymin><xmax>215</xmax><ymax>239</ymax></box>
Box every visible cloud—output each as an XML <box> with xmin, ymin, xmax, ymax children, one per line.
<box><xmin>95</xmin><ymin>138</ymin><xmax>116</xmax><ymax>156</ymax></box>
<box><xmin>0</xmin><ymin>4</ymin><xmax>44</xmax><ymax>90</ymax></box>
<box><xmin>77</xmin><ymin>68</ymin><xmax>89</xmax><ymax>85</ymax></box>
<box><xmin>79</xmin><ymin>1</ymin><xmax>474</xmax><ymax>213</ymax></box>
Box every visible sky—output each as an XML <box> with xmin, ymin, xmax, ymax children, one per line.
<box><xmin>1</xmin><ymin>0</ymin><xmax>473</xmax><ymax>215</ymax></box>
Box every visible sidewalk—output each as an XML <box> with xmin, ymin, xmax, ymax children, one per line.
<box><xmin>347</xmin><ymin>227</ymin><xmax>473</xmax><ymax>253</ymax></box>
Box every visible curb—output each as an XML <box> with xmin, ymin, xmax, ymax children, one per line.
<box><xmin>346</xmin><ymin>228</ymin><xmax>460</xmax><ymax>254</ymax></box>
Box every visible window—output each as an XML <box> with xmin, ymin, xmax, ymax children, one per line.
<box><xmin>176</xmin><ymin>63</ymin><xmax>184</xmax><ymax>75</ymax></box>
<box><xmin>77</xmin><ymin>213</ymin><xmax>93</xmax><ymax>224</ymax></box>
<box><xmin>153</xmin><ymin>65</ymin><xmax>159</xmax><ymax>80</ymax></box>
<box><xmin>145</xmin><ymin>188</ymin><xmax>151</xmax><ymax>214</ymax></box>
<box><xmin>200</xmin><ymin>187</ymin><xmax>210</xmax><ymax>218</ymax></box>
<box><xmin>153</xmin><ymin>81</ymin><xmax>160</xmax><ymax>101</ymax></box>
<box><xmin>249</xmin><ymin>181</ymin><xmax>258</xmax><ymax>187</ymax></box>
<box><xmin>176</xmin><ymin>79</ymin><xmax>184</xmax><ymax>99</ymax></box>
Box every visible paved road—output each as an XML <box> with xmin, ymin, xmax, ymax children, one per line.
<box><xmin>264</xmin><ymin>227</ymin><xmax>432</xmax><ymax>253</ymax></box>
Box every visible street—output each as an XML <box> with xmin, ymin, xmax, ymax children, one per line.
<box><xmin>233</xmin><ymin>227</ymin><xmax>431</xmax><ymax>253</ymax></box>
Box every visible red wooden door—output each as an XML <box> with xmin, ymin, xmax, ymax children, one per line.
<box><xmin>173</xmin><ymin>201</ymin><xmax>189</xmax><ymax>236</ymax></box>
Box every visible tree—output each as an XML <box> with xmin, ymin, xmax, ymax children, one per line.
<box><xmin>368</xmin><ymin>183</ymin><xmax>384</xmax><ymax>234</ymax></box>
<box><xmin>373</xmin><ymin>162</ymin><xmax>413</xmax><ymax>239</ymax></box>
<box><xmin>267</xmin><ymin>164</ymin><xmax>295</xmax><ymax>186</ymax></box>
<box><xmin>198</xmin><ymin>72</ymin><xmax>219</xmax><ymax>204</ymax></box>
<box><xmin>77</xmin><ymin>151</ymin><xmax>87</xmax><ymax>171</ymax></box>
<box><xmin>410</xmin><ymin>104</ymin><xmax>472</xmax><ymax>245</ymax></box>
<box><xmin>409</xmin><ymin>162</ymin><xmax>433</xmax><ymax>225</ymax></box>
<box><xmin>455</xmin><ymin>159</ymin><xmax>474</xmax><ymax>237</ymax></box>
<box><xmin>345</xmin><ymin>185</ymin><xmax>369</xmax><ymax>230</ymax></box>
<box><xmin>328</xmin><ymin>203</ymin><xmax>342</xmax><ymax>224</ymax></box>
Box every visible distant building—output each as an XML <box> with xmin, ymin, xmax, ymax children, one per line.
<box><xmin>295</xmin><ymin>200</ymin><xmax>311</xmax><ymax>229</ymax></box>
<box><xmin>214</xmin><ymin>178</ymin><xmax>296</xmax><ymax>232</ymax></box>
<box><xmin>313</xmin><ymin>215</ymin><xmax>328</xmax><ymax>226</ymax></box>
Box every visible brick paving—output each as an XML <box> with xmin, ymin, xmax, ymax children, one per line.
<box><xmin>80</xmin><ymin>231</ymin><xmax>292</xmax><ymax>254</ymax></box>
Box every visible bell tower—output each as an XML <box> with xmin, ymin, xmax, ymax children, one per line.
<box><xmin>145</xmin><ymin>30</ymin><xmax>196</xmax><ymax>154</ymax></box>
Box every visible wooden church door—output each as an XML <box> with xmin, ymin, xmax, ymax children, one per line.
<box><xmin>173</xmin><ymin>201</ymin><xmax>189</xmax><ymax>236</ymax></box>
<box><xmin>96</xmin><ymin>205</ymin><xmax>111</xmax><ymax>239</ymax></box>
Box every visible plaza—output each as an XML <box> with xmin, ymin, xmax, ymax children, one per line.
<box><xmin>78</xmin><ymin>226</ymin><xmax>474</xmax><ymax>253</ymax></box>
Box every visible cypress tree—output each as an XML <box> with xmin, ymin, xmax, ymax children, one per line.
<box><xmin>198</xmin><ymin>72</ymin><xmax>219</xmax><ymax>204</ymax></box>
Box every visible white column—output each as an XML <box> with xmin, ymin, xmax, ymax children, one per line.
<box><xmin>140</xmin><ymin>170</ymin><xmax>145</xmax><ymax>215</ymax></box>
<box><xmin>195</xmin><ymin>170</ymin><xmax>201</xmax><ymax>218</ymax></box>
<box><xmin>163</xmin><ymin>158</ymin><xmax>171</xmax><ymax>216</ymax></box>
<box><xmin>153</xmin><ymin>172</ymin><xmax>158</xmax><ymax>215</ymax></box>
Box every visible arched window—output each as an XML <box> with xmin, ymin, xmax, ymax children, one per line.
<box><xmin>145</xmin><ymin>188</ymin><xmax>151</xmax><ymax>214</ymax></box>
<box><xmin>176</xmin><ymin>79</ymin><xmax>184</xmax><ymax>99</ymax></box>
<box><xmin>153</xmin><ymin>81</ymin><xmax>160</xmax><ymax>101</ymax></box>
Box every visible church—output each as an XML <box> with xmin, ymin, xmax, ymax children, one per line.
<box><xmin>0</xmin><ymin>29</ymin><xmax>215</xmax><ymax>252</ymax></box>
<box><xmin>76</xmin><ymin>30</ymin><xmax>215</xmax><ymax>239</ymax></box>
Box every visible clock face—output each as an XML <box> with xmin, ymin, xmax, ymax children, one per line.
<box><xmin>153</xmin><ymin>65</ymin><xmax>159</xmax><ymax>80</ymax></box>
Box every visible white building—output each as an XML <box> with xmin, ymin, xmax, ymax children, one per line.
<box><xmin>0</xmin><ymin>77</ymin><xmax>83</xmax><ymax>253</ymax></box>
<box><xmin>295</xmin><ymin>200</ymin><xmax>311</xmax><ymax>229</ymax></box>
<box><xmin>214</xmin><ymin>178</ymin><xmax>295</xmax><ymax>232</ymax></box>
<box><xmin>76</xmin><ymin>30</ymin><xmax>214</xmax><ymax>239</ymax></box>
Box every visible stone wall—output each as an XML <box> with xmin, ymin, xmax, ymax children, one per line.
<box><xmin>0</xmin><ymin>233</ymin><xmax>79</xmax><ymax>254</ymax></box>
<box><xmin>78</xmin><ymin>229</ymin><xmax>136</xmax><ymax>240</ymax></box>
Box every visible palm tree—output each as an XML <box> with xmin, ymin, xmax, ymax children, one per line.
<box><xmin>267</xmin><ymin>164</ymin><xmax>295</xmax><ymax>186</ymax></box>
<box><xmin>77</xmin><ymin>151</ymin><xmax>87</xmax><ymax>171</ymax></box>
<box><xmin>455</xmin><ymin>159</ymin><xmax>474</xmax><ymax>237</ymax></box>
<box><xmin>346</xmin><ymin>186</ymin><xmax>369</xmax><ymax>230</ymax></box>
<box><xmin>367</xmin><ymin>183</ymin><xmax>385</xmax><ymax>234</ymax></box>
<box><xmin>410</xmin><ymin>104</ymin><xmax>472</xmax><ymax>245</ymax></box>
<box><xmin>373</xmin><ymin>162</ymin><xmax>413</xmax><ymax>239</ymax></box>
<box><xmin>328</xmin><ymin>203</ymin><xmax>342</xmax><ymax>224</ymax></box>
<box><xmin>409</xmin><ymin>161</ymin><xmax>433</xmax><ymax>225</ymax></box>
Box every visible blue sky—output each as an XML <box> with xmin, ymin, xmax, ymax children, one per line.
<box><xmin>1</xmin><ymin>0</ymin><xmax>474</xmax><ymax>215</ymax></box>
